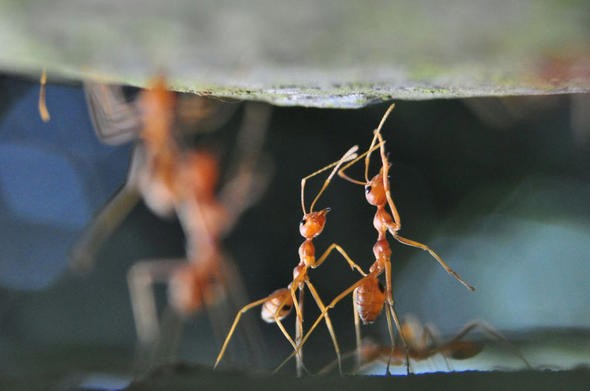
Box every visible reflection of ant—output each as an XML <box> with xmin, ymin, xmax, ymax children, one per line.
<box><xmin>320</xmin><ymin>317</ymin><xmax>531</xmax><ymax>374</ymax></box>
<box><xmin>69</xmin><ymin>77</ymin><xmax>272</xmax><ymax>365</ymax></box>
<box><xmin>280</xmin><ymin>104</ymin><xmax>474</xmax><ymax>374</ymax></box>
<box><xmin>214</xmin><ymin>146</ymin><xmax>366</xmax><ymax>375</ymax></box>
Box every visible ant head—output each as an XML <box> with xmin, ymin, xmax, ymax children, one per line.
<box><xmin>261</xmin><ymin>288</ymin><xmax>293</xmax><ymax>323</ymax></box>
<box><xmin>365</xmin><ymin>169</ymin><xmax>387</xmax><ymax>206</ymax></box>
<box><xmin>299</xmin><ymin>208</ymin><xmax>330</xmax><ymax>238</ymax></box>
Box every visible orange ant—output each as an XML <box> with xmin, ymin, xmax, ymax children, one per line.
<box><xmin>214</xmin><ymin>146</ymin><xmax>367</xmax><ymax>375</ymax></box>
<box><xmin>278</xmin><ymin>104</ymin><xmax>474</xmax><ymax>374</ymax></box>
<box><xmin>69</xmin><ymin>77</ymin><xmax>272</xmax><ymax>366</ymax></box>
<box><xmin>319</xmin><ymin>316</ymin><xmax>531</xmax><ymax>374</ymax></box>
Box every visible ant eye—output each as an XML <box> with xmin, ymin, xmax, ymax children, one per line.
<box><xmin>300</xmin><ymin>219</ymin><xmax>307</xmax><ymax>226</ymax></box>
<box><xmin>365</xmin><ymin>185</ymin><xmax>372</xmax><ymax>194</ymax></box>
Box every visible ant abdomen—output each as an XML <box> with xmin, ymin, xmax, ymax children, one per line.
<box><xmin>261</xmin><ymin>288</ymin><xmax>293</xmax><ymax>323</ymax></box>
<box><xmin>354</xmin><ymin>276</ymin><xmax>386</xmax><ymax>325</ymax></box>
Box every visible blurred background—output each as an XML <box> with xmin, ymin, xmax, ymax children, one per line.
<box><xmin>0</xmin><ymin>74</ymin><xmax>589</xmax><ymax>388</ymax></box>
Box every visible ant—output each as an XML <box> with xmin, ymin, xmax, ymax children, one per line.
<box><xmin>214</xmin><ymin>146</ymin><xmax>367</xmax><ymax>375</ymax></box>
<box><xmin>359</xmin><ymin>317</ymin><xmax>530</xmax><ymax>373</ymax></box>
<box><xmin>278</xmin><ymin>104</ymin><xmax>474</xmax><ymax>374</ymax></box>
<box><xmin>318</xmin><ymin>316</ymin><xmax>531</xmax><ymax>374</ymax></box>
<box><xmin>69</xmin><ymin>77</ymin><xmax>272</xmax><ymax>366</ymax></box>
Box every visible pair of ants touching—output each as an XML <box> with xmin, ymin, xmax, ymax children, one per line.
<box><xmin>213</xmin><ymin>104</ymin><xmax>506</xmax><ymax>375</ymax></box>
<box><xmin>70</xmin><ymin>75</ymin><xmax>523</xmax><ymax>375</ymax></box>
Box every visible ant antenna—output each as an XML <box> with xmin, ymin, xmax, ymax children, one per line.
<box><xmin>364</xmin><ymin>104</ymin><xmax>395</xmax><ymax>182</ymax></box>
<box><xmin>300</xmin><ymin>145</ymin><xmax>358</xmax><ymax>214</ymax></box>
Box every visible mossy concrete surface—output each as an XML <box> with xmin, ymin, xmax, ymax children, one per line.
<box><xmin>0</xmin><ymin>1</ymin><xmax>588</xmax><ymax>105</ymax></box>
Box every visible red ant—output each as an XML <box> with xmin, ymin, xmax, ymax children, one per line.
<box><xmin>214</xmin><ymin>146</ymin><xmax>367</xmax><ymax>375</ymax></box>
<box><xmin>318</xmin><ymin>316</ymin><xmax>530</xmax><ymax>374</ymax></box>
<box><xmin>38</xmin><ymin>68</ymin><xmax>50</xmax><ymax>122</ymax></box>
<box><xmin>69</xmin><ymin>77</ymin><xmax>271</xmax><ymax>365</ymax></box>
<box><xmin>278</xmin><ymin>104</ymin><xmax>474</xmax><ymax>374</ymax></box>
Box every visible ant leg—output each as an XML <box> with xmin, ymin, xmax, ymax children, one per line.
<box><xmin>220</xmin><ymin>102</ymin><xmax>273</xmax><ymax>228</ymax></box>
<box><xmin>305</xmin><ymin>280</ymin><xmax>343</xmax><ymax>375</ymax></box>
<box><xmin>356</xmin><ymin>102</ymin><xmax>396</xmax><ymax>186</ymax></box>
<box><xmin>374</xmin><ymin>129</ymin><xmax>402</xmax><ymax>229</ymax></box>
<box><xmin>364</xmin><ymin>128</ymin><xmax>381</xmax><ymax>183</ymax></box>
<box><xmin>69</xmin><ymin>185</ymin><xmax>140</xmax><ymax>272</ymax></box>
<box><xmin>447</xmin><ymin>321</ymin><xmax>531</xmax><ymax>368</ymax></box>
<box><xmin>314</xmin><ymin>243</ymin><xmax>367</xmax><ymax>276</ymax></box>
<box><xmin>84</xmin><ymin>81</ymin><xmax>141</xmax><ymax>145</ymax></box>
<box><xmin>383</xmin><ymin>261</ymin><xmax>411</xmax><ymax>374</ymax></box>
<box><xmin>274</xmin><ymin>278</ymin><xmax>366</xmax><ymax>373</ymax></box>
<box><xmin>216</xmin><ymin>254</ymin><xmax>267</xmax><ymax>369</ymax></box>
<box><xmin>353</xmin><ymin>289</ymin><xmax>362</xmax><ymax>371</ymax></box>
<box><xmin>69</xmin><ymin>147</ymin><xmax>144</xmax><ymax>272</ymax></box>
<box><xmin>393</xmin><ymin>234</ymin><xmax>475</xmax><ymax>291</ymax></box>
<box><xmin>383</xmin><ymin>302</ymin><xmax>396</xmax><ymax>375</ymax></box>
<box><xmin>338</xmin><ymin>142</ymin><xmax>384</xmax><ymax>185</ymax></box>
<box><xmin>294</xmin><ymin>287</ymin><xmax>305</xmax><ymax>376</ymax></box>
<box><xmin>417</xmin><ymin>322</ymin><xmax>453</xmax><ymax>371</ymax></box>
<box><xmin>301</xmin><ymin>145</ymin><xmax>358</xmax><ymax>214</ymax></box>
<box><xmin>127</xmin><ymin>260</ymin><xmax>184</xmax><ymax>347</ymax></box>
<box><xmin>38</xmin><ymin>69</ymin><xmax>50</xmax><ymax>122</ymax></box>
<box><xmin>214</xmin><ymin>290</ymin><xmax>291</xmax><ymax>368</ymax></box>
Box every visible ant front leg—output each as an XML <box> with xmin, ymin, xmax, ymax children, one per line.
<box><xmin>84</xmin><ymin>81</ymin><xmax>142</xmax><ymax>145</ymax></box>
<box><xmin>314</xmin><ymin>243</ymin><xmax>367</xmax><ymax>276</ymax></box>
<box><xmin>274</xmin><ymin>278</ymin><xmax>367</xmax><ymax>373</ymax></box>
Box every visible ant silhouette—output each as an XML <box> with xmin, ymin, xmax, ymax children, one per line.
<box><xmin>69</xmin><ymin>77</ymin><xmax>271</xmax><ymax>367</ymax></box>
<box><xmin>214</xmin><ymin>146</ymin><xmax>366</xmax><ymax>375</ymax></box>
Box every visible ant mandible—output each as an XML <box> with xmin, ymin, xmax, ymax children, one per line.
<box><xmin>214</xmin><ymin>146</ymin><xmax>366</xmax><ymax>375</ymax></box>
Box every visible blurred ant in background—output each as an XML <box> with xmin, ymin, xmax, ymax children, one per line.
<box><xmin>69</xmin><ymin>77</ymin><xmax>272</xmax><ymax>369</ymax></box>
<box><xmin>215</xmin><ymin>146</ymin><xmax>366</xmax><ymax>375</ymax></box>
